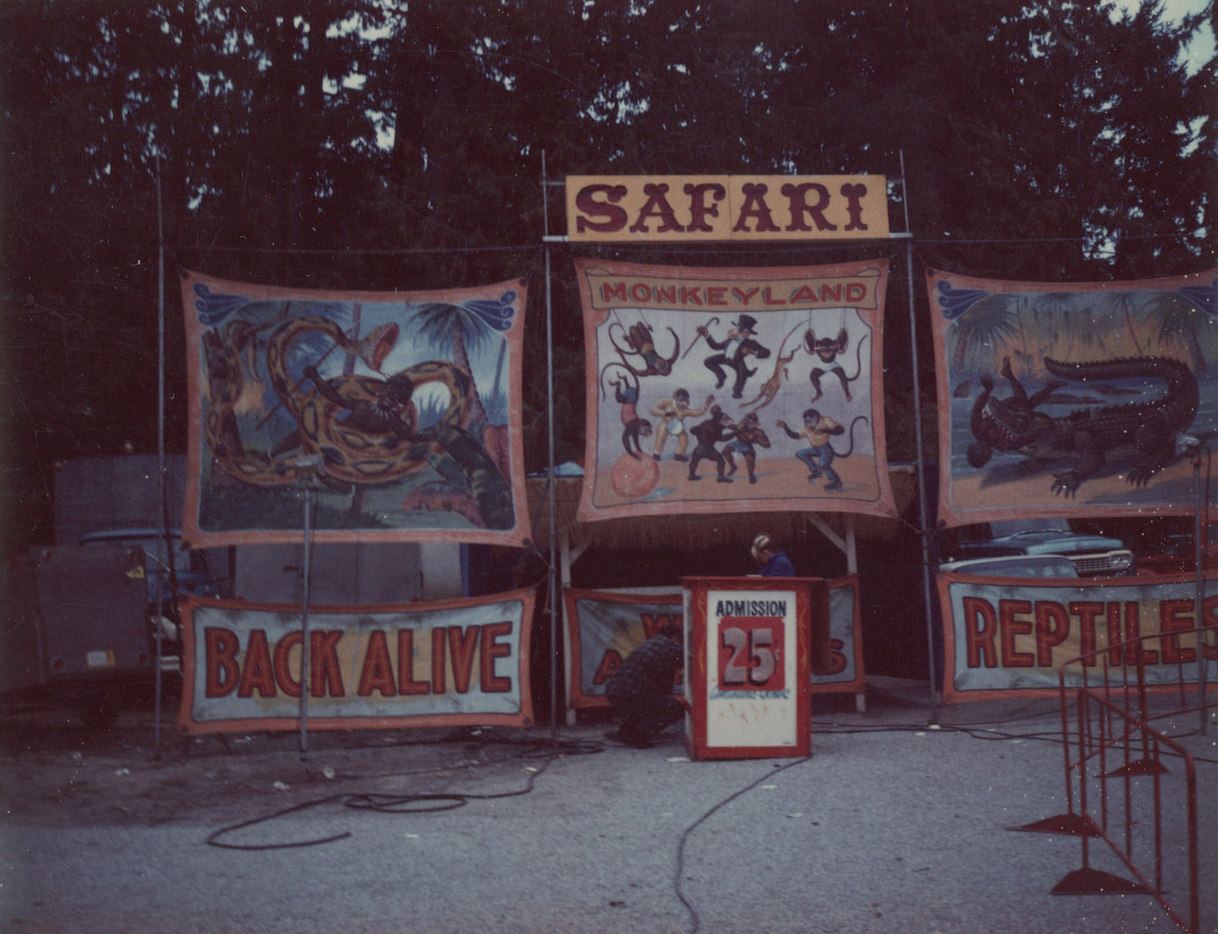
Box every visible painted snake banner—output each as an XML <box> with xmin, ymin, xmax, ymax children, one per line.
<box><xmin>575</xmin><ymin>258</ymin><xmax>895</xmax><ymax>522</ymax></box>
<box><xmin>927</xmin><ymin>267</ymin><xmax>1218</xmax><ymax>526</ymax></box>
<box><xmin>182</xmin><ymin>271</ymin><xmax>529</xmax><ymax>546</ymax></box>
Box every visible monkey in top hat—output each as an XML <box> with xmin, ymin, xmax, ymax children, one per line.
<box><xmin>697</xmin><ymin>314</ymin><xmax>771</xmax><ymax>399</ymax></box>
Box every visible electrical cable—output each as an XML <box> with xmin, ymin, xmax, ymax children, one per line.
<box><xmin>204</xmin><ymin>735</ymin><xmax>604</xmax><ymax>851</ymax></box>
<box><xmin>672</xmin><ymin>755</ymin><xmax>812</xmax><ymax>934</ymax></box>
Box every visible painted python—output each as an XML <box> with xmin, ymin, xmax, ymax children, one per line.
<box><xmin>203</xmin><ymin>315</ymin><xmax>513</xmax><ymax>529</ymax></box>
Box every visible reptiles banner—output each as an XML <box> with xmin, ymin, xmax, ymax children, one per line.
<box><xmin>178</xmin><ymin>588</ymin><xmax>535</xmax><ymax>734</ymax></box>
<box><xmin>562</xmin><ymin>580</ymin><xmax>864</xmax><ymax>707</ymax></box>
<box><xmin>574</xmin><ymin>258</ymin><xmax>895</xmax><ymax>522</ymax></box>
<box><xmin>181</xmin><ymin>271</ymin><xmax>530</xmax><ymax>547</ymax></box>
<box><xmin>927</xmin><ymin>267</ymin><xmax>1218</xmax><ymax>526</ymax></box>
<box><xmin>937</xmin><ymin>569</ymin><xmax>1218</xmax><ymax>702</ymax></box>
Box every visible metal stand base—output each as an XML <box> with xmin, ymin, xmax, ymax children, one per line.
<box><xmin>1051</xmin><ymin>868</ymin><xmax>1148</xmax><ymax>896</ymax></box>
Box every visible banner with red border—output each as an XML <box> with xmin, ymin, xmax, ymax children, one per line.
<box><xmin>926</xmin><ymin>266</ymin><xmax>1218</xmax><ymax>526</ymax></box>
<box><xmin>575</xmin><ymin>258</ymin><xmax>895</xmax><ymax>522</ymax></box>
<box><xmin>179</xmin><ymin>588</ymin><xmax>536</xmax><ymax>734</ymax></box>
<box><xmin>938</xmin><ymin>570</ymin><xmax>1218</xmax><ymax>702</ymax></box>
<box><xmin>181</xmin><ymin>270</ymin><xmax>530</xmax><ymax>547</ymax></box>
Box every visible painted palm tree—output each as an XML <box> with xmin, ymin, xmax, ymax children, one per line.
<box><xmin>407</xmin><ymin>292</ymin><xmax>517</xmax><ymax>437</ymax></box>
<box><xmin>949</xmin><ymin>294</ymin><xmax>1020</xmax><ymax>377</ymax></box>
<box><xmin>1152</xmin><ymin>293</ymin><xmax>1208</xmax><ymax>372</ymax></box>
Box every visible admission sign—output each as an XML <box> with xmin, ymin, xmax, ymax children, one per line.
<box><xmin>565</xmin><ymin>175</ymin><xmax>889</xmax><ymax>242</ymax></box>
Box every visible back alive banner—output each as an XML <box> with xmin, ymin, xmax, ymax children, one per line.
<box><xmin>938</xmin><ymin>570</ymin><xmax>1218</xmax><ymax>702</ymax></box>
<box><xmin>563</xmin><ymin>580</ymin><xmax>864</xmax><ymax>707</ymax></box>
<box><xmin>927</xmin><ymin>267</ymin><xmax>1218</xmax><ymax>526</ymax></box>
<box><xmin>179</xmin><ymin>588</ymin><xmax>536</xmax><ymax>735</ymax></box>
<box><xmin>182</xmin><ymin>271</ymin><xmax>530</xmax><ymax>546</ymax></box>
<box><xmin>575</xmin><ymin>259</ymin><xmax>895</xmax><ymax>522</ymax></box>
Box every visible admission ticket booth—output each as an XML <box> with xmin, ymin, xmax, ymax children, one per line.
<box><xmin>682</xmin><ymin>576</ymin><xmax>829</xmax><ymax>760</ymax></box>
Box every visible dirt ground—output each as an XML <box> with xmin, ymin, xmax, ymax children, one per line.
<box><xmin>0</xmin><ymin>680</ymin><xmax>569</xmax><ymax>830</ymax></box>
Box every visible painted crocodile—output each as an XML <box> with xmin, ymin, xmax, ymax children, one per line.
<box><xmin>967</xmin><ymin>355</ymin><xmax>1198</xmax><ymax>496</ymax></box>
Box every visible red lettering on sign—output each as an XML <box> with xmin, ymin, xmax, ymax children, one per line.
<box><xmin>481</xmin><ymin>621</ymin><xmax>513</xmax><ymax>693</ymax></box>
<box><xmin>593</xmin><ymin>650</ymin><xmax>622</xmax><ymax>685</ymax></box>
<box><xmin>1159</xmin><ymin>599</ymin><xmax>1196</xmax><ymax>664</ymax></box>
<box><xmin>629</xmin><ymin>183</ymin><xmax>685</xmax><ymax>234</ymax></box>
<box><xmin>1034</xmin><ymin>601</ymin><xmax>1071</xmax><ymax>666</ymax></box>
<box><xmin>732</xmin><ymin>183</ymin><xmax>780</xmax><ymax>233</ymax></box>
<box><xmin>780</xmin><ymin>182</ymin><xmax>833</xmax><ymax>232</ymax></box>
<box><xmin>641</xmin><ymin>613</ymin><xmax>681</xmax><ymax>639</ymax></box>
<box><xmin>575</xmin><ymin>184</ymin><xmax>628</xmax><ymax>233</ymax></box>
<box><xmin>963</xmin><ymin>596</ymin><xmax>998</xmax><ymax>668</ymax></box>
<box><xmin>311</xmin><ymin>630</ymin><xmax>345</xmax><ymax>698</ymax></box>
<box><xmin>839</xmin><ymin>182</ymin><xmax>870</xmax><ymax>230</ymax></box>
<box><xmin>397</xmin><ymin>630</ymin><xmax>430</xmax><ymax>695</ymax></box>
<box><xmin>762</xmin><ymin>286</ymin><xmax>787</xmax><ymax>306</ymax></box>
<box><xmin>274</xmin><ymin>632</ymin><xmax>302</xmax><ymax>697</ymax></box>
<box><xmin>684</xmin><ymin>182</ymin><xmax>726</xmax><ymax>231</ymax></box>
<box><xmin>731</xmin><ymin>287</ymin><xmax>760</xmax><ymax>305</ymax></box>
<box><xmin>1071</xmin><ymin>601</ymin><xmax>1104</xmax><ymax>664</ymax></box>
<box><xmin>1000</xmin><ymin>600</ymin><xmax>1034</xmax><ymax>667</ymax></box>
<box><xmin>706</xmin><ymin>286</ymin><xmax>728</xmax><ymax>306</ymax></box>
<box><xmin>431</xmin><ymin>628</ymin><xmax>446</xmax><ymax>694</ymax></box>
<box><xmin>238</xmin><ymin>629</ymin><xmax>276</xmax><ymax>697</ymax></box>
<box><xmin>205</xmin><ymin>627</ymin><xmax>240</xmax><ymax>697</ymax></box>
<box><xmin>358</xmin><ymin>630</ymin><xmax>396</xmax><ymax>697</ymax></box>
<box><xmin>679</xmin><ymin>285</ymin><xmax>704</xmax><ymax>305</ymax></box>
<box><xmin>448</xmin><ymin>626</ymin><xmax>480</xmax><ymax>694</ymax></box>
<box><xmin>601</xmin><ymin>281</ymin><xmax>628</xmax><ymax>303</ymax></box>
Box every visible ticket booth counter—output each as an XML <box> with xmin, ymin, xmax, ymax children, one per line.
<box><xmin>682</xmin><ymin>576</ymin><xmax>827</xmax><ymax>760</ymax></box>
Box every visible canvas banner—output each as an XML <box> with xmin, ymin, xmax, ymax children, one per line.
<box><xmin>181</xmin><ymin>271</ymin><xmax>530</xmax><ymax>546</ymax></box>
<box><xmin>927</xmin><ymin>267</ymin><xmax>1218</xmax><ymax>526</ymax></box>
<box><xmin>575</xmin><ymin>259</ymin><xmax>895</xmax><ymax>522</ymax></box>
<box><xmin>178</xmin><ymin>588</ymin><xmax>536</xmax><ymax>734</ymax></box>
<box><xmin>563</xmin><ymin>579</ymin><xmax>863</xmax><ymax>708</ymax></box>
<box><xmin>938</xmin><ymin>570</ymin><xmax>1218</xmax><ymax>702</ymax></box>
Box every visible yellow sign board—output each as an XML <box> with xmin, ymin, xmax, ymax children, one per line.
<box><xmin>565</xmin><ymin>174</ymin><xmax>889</xmax><ymax>242</ymax></box>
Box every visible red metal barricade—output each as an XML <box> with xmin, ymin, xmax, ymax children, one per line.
<box><xmin>1010</xmin><ymin>624</ymin><xmax>1213</xmax><ymax>934</ymax></box>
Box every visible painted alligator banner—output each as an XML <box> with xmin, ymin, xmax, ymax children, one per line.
<box><xmin>927</xmin><ymin>267</ymin><xmax>1218</xmax><ymax>526</ymax></box>
<box><xmin>178</xmin><ymin>588</ymin><xmax>536</xmax><ymax>734</ymax></box>
<box><xmin>575</xmin><ymin>258</ymin><xmax>895</xmax><ymax>522</ymax></box>
<box><xmin>181</xmin><ymin>271</ymin><xmax>529</xmax><ymax>546</ymax></box>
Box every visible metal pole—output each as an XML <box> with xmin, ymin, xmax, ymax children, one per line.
<box><xmin>899</xmin><ymin>151</ymin><xmax>940</xmax><ymax>713</ymax></box>
<box><xmin>299</xmin><ymin>485</ymin><xmax>314</xmax><ymax>756</ymax></box>
<box><xmin>154</xmin><ymin>152</ymin><xmax>166</xmax><ymax>746</ymax></box>
<box><xmin>1194</xmin><ymin>447</ymin><xmax>1209</xmax><ymax>735</ymax></box>
<box><xmin>542</xmin><ymin>150</ymin><xmax>560</xmax><ymax>740</ymax></box>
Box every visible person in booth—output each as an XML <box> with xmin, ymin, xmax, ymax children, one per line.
<box><xmin>751</xmin><ymin>533</ymin><xmax>795</xmax><ymax>577</ymax></box>
<box><xmin>605</xmin><ymin>623</ymin><xmax>686</xmax><ymax>748</ymax></box>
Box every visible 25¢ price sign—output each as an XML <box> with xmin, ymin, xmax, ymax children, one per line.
<box><xmin>718</xmin><ymin>617</ymin><xmax>785</xmax><ymax>691</ymax></box>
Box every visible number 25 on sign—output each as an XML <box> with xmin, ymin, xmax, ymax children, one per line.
<box><xmin>718</xmin><ymin>618</ymin><xmax>785</xmax><ymax>691</ymax></box>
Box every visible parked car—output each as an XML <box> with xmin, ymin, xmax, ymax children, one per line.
<box><xmin>939</xmin><ymin>520</ymin><xmax>1136</xmax><ymax>578</ymax></box>
<box><xmin>938</xmin><ymin>553</ymin><xmax>1080</xmax><ymax>579</ymax></box>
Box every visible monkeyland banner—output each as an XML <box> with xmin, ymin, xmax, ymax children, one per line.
<box><xmin>178</xmin><ymin>588</ymin><xmax>536</xmax><ymax>734</ymax></box>
<box><xmin>927</xmin><ymin>267</ymin><xmax>1218</xmax><ymax>527</ymax></box>
<box><xmin>563</xmin><ymin>580</ymin><xmax>864</xmax><ymax>707</ymax></box>
<box><xmin>181</xmin><ymin>271</ymin><xmax>530</xmax><ymax>547</ymax></box>
<box><xmin>938</xmin><ymin>570</ymin><xmax>1218</xmax><ymax>702</ymax></box>
<box><xmin>575</xmin><ymin>259</ymin><xmax>895</xmax><ymax>522</ymax></box>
